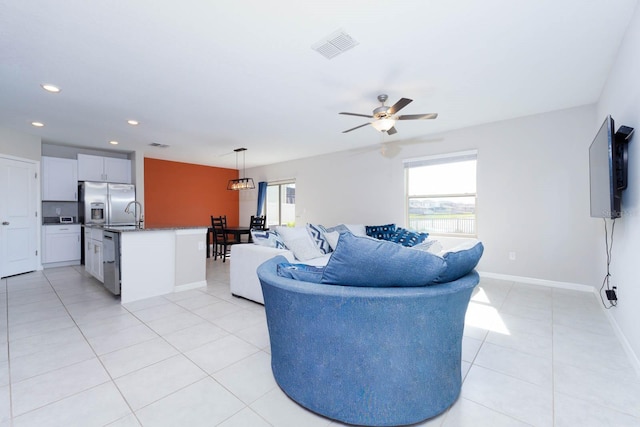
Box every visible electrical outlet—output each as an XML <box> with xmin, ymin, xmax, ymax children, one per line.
<box><xmin>508</xmin><ymin>251</ymin><xmax>516</xmax><ymax>261</ymax></box>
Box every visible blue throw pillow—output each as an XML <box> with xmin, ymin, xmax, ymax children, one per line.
<box><xmin>434</xmin><ymin>241</ymin><xmax>484</xmax><ymax>283</ymax></box>
<box><xmin>365</xmin><ymin>223</ymin><xmax>397</xmax><ymax>241</ymax></box>
<box><xmin>277</xmin><ymin>262</ymin><xmax>324</xmax><ymax>283</ymax></box>
<box><xmin>389</xmin><ymin>227</ymin><xmax>429</xmax><ymax>247</ymax></box>
<box><xmin>321</xmin><ymin>232</ymin><xmax>446</xmax><ymax>287</ymax></box>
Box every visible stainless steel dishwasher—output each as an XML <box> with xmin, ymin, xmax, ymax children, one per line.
<box><xmin>102</xmin><ymin>230</ymin><xmax>121</xmax><ymax>295</ymax></box>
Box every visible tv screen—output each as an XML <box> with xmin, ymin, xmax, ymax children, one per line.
<box><xmin>589</xmin><ymin>116</ymin><xmax>617</xmax><ymax>219</ymax></box>
<box><xmin>589</xmin><ymin>115</ymin><xmax>634</xmax><ymax>219</ymax></box>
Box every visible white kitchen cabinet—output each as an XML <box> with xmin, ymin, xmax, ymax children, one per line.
<box><xmin>91</xmin><ymin>240</ymin><xmax>104</xmax><ymax>282</ymax></box>
<box><xmin>84</xmin><ymin>227</ymin><xmax>104</xmax><ymax>282</ymax></box>
<box><xmin>77</xmin><ymin>154</ymin><xmax>131</xmax><ymax>183</ymax></box>
<box><xmin>42</xmin><ymin>224</ymin><xmax>81</xmax><ymax>265</ymax></box>
<box><xmin>84</xmin><ymin>229</ymin><xmax>92</xmax><ymax>274</ymax></box>
<box><xmin>42</xmin><ymin>157</ymin><xmax>78</xmax><ymax>201</ymax></box>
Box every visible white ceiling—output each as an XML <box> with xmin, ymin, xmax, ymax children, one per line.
<box><xmin>0</xmin><ymin>0</ymin><xmax>637</xmax><ymax>169</ymax></box>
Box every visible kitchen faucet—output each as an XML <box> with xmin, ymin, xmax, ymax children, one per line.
<box><xmin>124</xmin><ymin>201</ymin><xmax>144</xmax><ymax>228</ymax></box>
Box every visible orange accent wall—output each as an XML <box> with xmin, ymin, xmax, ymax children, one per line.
<box><xmin>144</xmin><ymin>158</ymin><xmax>239</xmax><ymax>228</ymax></box>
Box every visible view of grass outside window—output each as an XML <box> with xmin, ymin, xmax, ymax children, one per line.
<box><xmin>405</xmin><ymin>151</ymin><xmax>477</xmax><ymax>236</ymax></box>
<box><xmin>266</xmin><ymin>181</ymin><xmax>296</xmax><ymax>227</ymax></box>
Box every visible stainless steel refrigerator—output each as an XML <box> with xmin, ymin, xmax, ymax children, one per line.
<box><xmin>79</xmin><ymin>182</ymin><xmax>136</xmax><ymax>225</ymax></box>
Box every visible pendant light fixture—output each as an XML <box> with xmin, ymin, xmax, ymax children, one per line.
<box><xmin>227</xmin><ymin>148</ymin><xmax>255</xmax><ymax>190</ymax></box>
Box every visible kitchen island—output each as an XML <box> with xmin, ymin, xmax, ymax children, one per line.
<box><xmin>84</xmin><ymin>225</ymin><xmax>208</xmax><ymax>303</ymax></box>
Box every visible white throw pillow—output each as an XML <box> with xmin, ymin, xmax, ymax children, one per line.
<box><xmin>275</xmin><ymin>226</ymin><xmax>325</xmax><ymax>261</ymax></box>
<box><xmin>324</xmin><ymin>231</ymin><xmax>341</xmax><ymax>251</ymax></box>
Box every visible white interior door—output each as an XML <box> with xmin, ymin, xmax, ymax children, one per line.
<box><xmin>0</xmin><ymin>156</ymin><xmax>38</xmax><ymax>278</ymax></box>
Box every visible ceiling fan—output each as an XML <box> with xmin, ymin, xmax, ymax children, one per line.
<box><xmin>340</xmin><ymin>94</ymin><xmax>438</xmax><ymax>135</ymax></box>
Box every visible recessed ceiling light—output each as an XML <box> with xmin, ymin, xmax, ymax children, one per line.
<box><xmin>31</xmin><ymin>121</ymin><xmax>44</xmax><ymax>127</ymax></box>
<box><xmin>127</xmin><ymin>120</ymin><xmax>139</xmax><ymax>126</ymax></box>
<box><xmin>109</xmin><ymin>140</ymin><xmax>119</xmax><ymax>145</ymax></box>
<box><xmin>41</xmin><ymin>84</ymin><xmax>61</xmax><ymax>93</ymax></box>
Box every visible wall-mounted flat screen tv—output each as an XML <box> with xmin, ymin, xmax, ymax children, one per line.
<box><xmin>589</xmin><ymin>115</ymin><xmax>634</xmax><ymax>219</ymax></box>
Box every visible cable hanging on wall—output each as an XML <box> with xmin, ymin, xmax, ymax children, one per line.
<box><xmin>599</xmin><ymin>218</ymin><xmax>618</xmax><ymax>308</ymax></box>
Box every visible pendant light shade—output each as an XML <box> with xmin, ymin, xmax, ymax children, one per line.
<box><xmin>227</xmin><ymin>148</ymin><xmax>255</xmax><ymax>190</ymax></box>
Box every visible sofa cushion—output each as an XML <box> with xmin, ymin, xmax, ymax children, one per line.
<box><xmin>321</xmin><ymin>232</ymin><xmax>446</xmax><ymax>287</ymax></box>
<box><xmin>410</xmin><ymin>239</ymin><xmax>441</xmax><ymax>253</ymax></box>
<box><xmin>306</xmin><ymin>223</ymin><xmax>332</xmax><ymax>254</ymax></box>
<box><xmin>275</xmin><ymin>226</ymin><xmax>325</xmax><ymax>261</ymax></box>
<box><xmin>251</xmin><ymin>230</ymin><xmax>286</xmax><ymax>249</ymax></box>
<box><xmin>434</xmin><ymin>240</ymin><xmax>484</xmax><ymax>283</ymax></box>
<box><xmin>388</xmin><ymin>227</ymin><xmax>429</xmax><ymax>247</ymax></box>
<box><xmin>325</xmin><ymin>224</ymin><xmax>367</xmax><ymax>237</ymax></box>
<box><xmin>277</xmin><ymin>262</ymin><xmax>324</xmax><ymax>283</ymax></box>
<box><xmin>365</xmin><ymin>223</ymin><xmax>397</xmax><ymax>240</ymax></box>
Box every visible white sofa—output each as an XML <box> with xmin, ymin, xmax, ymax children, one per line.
<box><xmin>229</xmin><ymin>235</ymin><xmax>473</xmax><ymax>304</ymax></box>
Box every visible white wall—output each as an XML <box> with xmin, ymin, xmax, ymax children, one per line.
<box><xmin>596</xmin><ymin>2</ymin><xmax>640</xmax><ymax>364</ymax></box>
<box><xmin>0</xmin><ymin>127</ymin><xmax>41</xmax><ymax>160</ymax></box>
<box><xmin>241</xmin><ymin>105</ymin><xmax>601</xmax><ymax>287</ymax></box>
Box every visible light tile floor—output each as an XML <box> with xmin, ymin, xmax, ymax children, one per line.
<box><xmin>0</xmin><ymin>259</ymin><xmax>639</xmax><ymax>426</ymax></box>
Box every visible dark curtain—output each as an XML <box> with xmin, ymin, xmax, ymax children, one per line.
<box><xmin>256</xmin><ymin>181</ymin><xmax>267</xmax><ymax>216</ymax></box>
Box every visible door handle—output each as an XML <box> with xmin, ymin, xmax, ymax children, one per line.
<box><xmin>1</xmin><ymin>221</ymin><xmax>8</xmax><ymax>225</ymax></box>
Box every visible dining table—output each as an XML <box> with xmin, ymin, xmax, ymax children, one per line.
<box><xmin>206</xmin><ymin>226</ymin><xmax>252</xmax><ymax>258</ymax></box>
<box><xmin>224</xmin><ymin>226</ymin><xmax>252</xmax><ymax>243</ymax></box>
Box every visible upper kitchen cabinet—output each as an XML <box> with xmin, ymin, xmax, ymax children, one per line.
<box><xmin>77</xmin><ymin>154</ymin><xmax>131</xmax><ymax>183</ymax></box>
<box><xmin>42</xmin><ymin>156</ymin><xmax>78</xmax><ymax>201</ymax></box>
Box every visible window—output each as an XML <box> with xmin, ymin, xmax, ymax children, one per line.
<box><xmin>266</xmin><ymin>181</ymin><xmax>296</xmax><ymax>227</ymax></box>
<box><xmin>405</xmin><ymin>151</ymin><xmax>477</xmax><ymax>236</ymax></box>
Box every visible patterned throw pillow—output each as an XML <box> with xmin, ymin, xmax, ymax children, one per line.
<box><xmin>306</xmin><ymin>223</ymin><xmax>332</xmax><ymax>254</ymax></box>
<box><xmin>250</xmin><ymin>230</ymin><xmax>286</xmax><ymax>249</ymax></box>
<box><xmin>365</xmin><ymin>224</ymin><xmax>397</xmax><ymax>240</ymax></box>
<box><xmin>388</xmin><ymin>228</ymin><xmax>429</xmax><ymax>247</ymax></box>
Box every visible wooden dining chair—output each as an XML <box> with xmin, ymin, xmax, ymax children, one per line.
<box><xmin>211</xmin><ymin>215</ymin><xmax>236</xmax><ymax>262</ymax></box>
<box><xmin>249</xmin><ymin>215</ymin><xmax>267</xmax><ymax>242</ymax></box>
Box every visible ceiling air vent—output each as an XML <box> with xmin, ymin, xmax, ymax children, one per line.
<box><xmin>149</xmin><ymin>142</ymin><xmax>170</xmax><ymax>148</ymax></box>
<box><xmin>312</xmin><ymin>29</ymin><xmax>358</xmax><ymax>59</ymax></box>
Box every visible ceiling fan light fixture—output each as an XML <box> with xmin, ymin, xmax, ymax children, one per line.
<box><xmin>371</xmin><ymin>118</ymin><xmax>396</xmax><ymax>132</ymax></box>
<box><xmin>227</xmin><ymin>148</ymin><xmax>255</xmax><ymax>191</ymax></box>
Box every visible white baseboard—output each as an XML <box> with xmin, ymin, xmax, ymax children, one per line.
<box><xmin>477</xmin><ymin>270</ymin><xmax>640</xmax><ymax>378</ymax></box>
<box><xmin>174</xmin><ymin>280</ymin><xmax>207</xmax><ymax>293</ymax></box>
<box><xmin>477</xmin><ymin>271</ymin><xmax>593</xmax><ymax>292</ymax></box>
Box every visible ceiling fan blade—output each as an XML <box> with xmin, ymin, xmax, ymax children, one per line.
<box><xmin>397</xmin><ymin>113</ymin><xmax>438</xmax><ymax>120</ymax></box>
<box><xmin>386</xmin><ymin>126</ymin><xmax>398</xmax><ymax>135</ymax></box>
<box><xmin>342</xmin><ymin>122</ymin><xmax>371</xmax><ymax>133</ymax></box>
<box><xmin>387</xmin><ymin>98</ymin><xmax>413</xmax><ymax>115</ymax></box>
<box><xmin>339</xmin><ymin>112</ymin><xmax>374</xmax><ymax>118</ymax></box>
<box><xmin>338</xmin><ymin>112</ymin><xmax>373</xmax><ymax>119</ymax></box>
